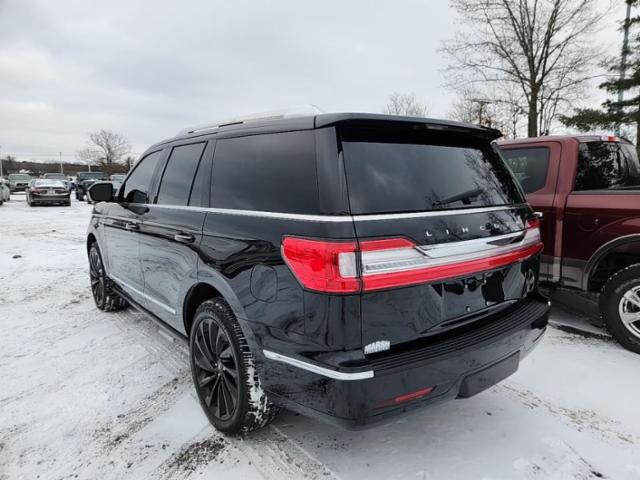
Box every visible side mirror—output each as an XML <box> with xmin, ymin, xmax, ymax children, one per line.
<box><xmin>88</xmin><ymin>182</ymin><xmax>115</xmax><ymax>203</ymax></box>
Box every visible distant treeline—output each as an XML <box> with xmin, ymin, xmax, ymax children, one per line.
<box><xmin>2</xmin><ymin>159</ymin><xmax>129</xmax><ymax>178</ymax></box>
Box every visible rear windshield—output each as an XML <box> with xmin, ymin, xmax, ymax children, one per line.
<box><xmin>9</xmin><ymin>174</ymin><xmax>31</xmax><ymax>180</ymax></box>
<box><xmin>35</xmin><ymin>180</ymin><xmax>64</xmax><ymax>187</ymax></box>
<box><xmin>44</xmin><ymin>174</ymin><xmax>66</xmax><ymax>180</ymax></box>
<box><xmin>340</xmin><ymin>127</ymin><xmax>524</xmax><ymax>214</ymax></box>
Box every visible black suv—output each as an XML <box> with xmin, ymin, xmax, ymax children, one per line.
<box><xmin>87</xmin><ymin>112</ymin><xmax>549</xmax><ymax>434</ymax></box>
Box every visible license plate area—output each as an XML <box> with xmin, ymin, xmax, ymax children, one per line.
<box><xmin>458</xmin><ymin>352</ymin><xmax>519</xmax><ymax>398</ymax></box>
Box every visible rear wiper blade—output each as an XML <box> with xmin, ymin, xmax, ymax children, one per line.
<box><xmin>432</xmin><ymin>188</ymin><xmax>484</xmax><ymax>207</ymax></box>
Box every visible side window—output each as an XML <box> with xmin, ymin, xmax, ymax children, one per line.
<box><xmin>156</xmin><ymin>143</ymin><xmax>206</xmax><ymax>206</ymax></box>
<box><xmin>211</xmin><ymin>131</ymin><xmax>318</xmax><ymax>213</ymax></box>
<box><xmin>121</xmin><ymin>150</ymin><xmax>163</xmax><ymax>204</ymax></box>
<box><xmin>501</xmin><ymin>147</ymin><xmax>550</xmax><ymax>194</ymax></box>
<box><xmin>188</xmin><ymin>144</ymin><xmax>212</xmax><ymax>207</ymax></box>
<box><xmin>575</xmin><ymin>142</ymin><xmax>639</xmax><ymax>191</ymax></box>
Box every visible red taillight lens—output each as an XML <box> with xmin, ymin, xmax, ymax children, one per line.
<box><xmin>281</xmin><ymin>237</ymin><xmax>361</xmax><ymax>293</ymax></box>
<box><xmin>282</xmin><ymin>219</ymin><xmax>543</xmax><ymax>293</ymax></box>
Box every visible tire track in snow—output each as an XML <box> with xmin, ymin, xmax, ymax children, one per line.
<box><xmin>110</xmin><ymin>310</ymin><xmax>338</xmax><ymax>479</ymax></box>
<box><xmin>498</xmin><ymin>381</ymin><xmax>638</xmax><ymax>446</ymax></box>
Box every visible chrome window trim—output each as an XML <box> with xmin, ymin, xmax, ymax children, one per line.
<box><xmin>351</xmin><ymin>205</ymin><xmax>525</xmax><ymax>222</ymax></box>
<box><xmin>109</xmin><ymin>274</ymin><xmax>177</xmax><ymax>315</ymax></box>
<box><xmin>263</xmin><ymin>350</ymin><xmax>374</xmax><ymax>380</ymax></box>
<box><xmin>102</xmin><ymin>203</ymin><xmax>526</xmax><ymax>223</ymax></box>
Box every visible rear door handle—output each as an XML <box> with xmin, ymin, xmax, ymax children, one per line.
<box><xmin>174</xmin><ymin>233</ymin><xmax>195</xmax><ymax>244</ymax></box>
<box><xmin>125</xmin><ymin>222</ymin><xmax>139</xmax><ymax>231</ymax></box>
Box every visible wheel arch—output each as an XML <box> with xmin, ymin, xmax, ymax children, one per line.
<box><xmin>182</xmin><ymin>275</ymin><xmax>252</xmax><ymax>343</ymax></box>
<box><xmin>86</xmin><ymin>233</ymin><xmax>97</xmax><ymax>253</ymax></box>
<box><xmin>584</xmin><ymin>234</ymin><xmax>640</xmax><ymax>291</ymax></box>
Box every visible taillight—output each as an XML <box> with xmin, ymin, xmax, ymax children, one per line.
<box><xmin>282</xmin><ymin>219</ymin><xmax>543</xmax><ymax>294</ymax></box>
<box><xmin>281</xmin><ymin>237</ymin><xmax>360</xmax><ymax>293</ymax></box>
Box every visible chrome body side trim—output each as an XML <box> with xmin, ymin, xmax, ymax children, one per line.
<box><xmin>109</xmin><ymin>274</ymin><xmax>177</xmax><ymax>315</ymax></box>
<box><xmin>263</xmin><ymin>350</ymin><xmax>374</xmax><ymax>380</ymax></box>
<box><xmin>95</xmin><ymin>203</ymin><xmax>526</xmax><ymax>223</ymax></box>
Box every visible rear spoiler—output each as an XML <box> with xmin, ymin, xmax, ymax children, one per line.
<box><xmin>314</xmin><ymin>113</ymin><xmax>502</xmax><ymax>140</ymax></box>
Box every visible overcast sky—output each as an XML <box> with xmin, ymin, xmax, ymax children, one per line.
<box><xmin>0</xmin><ymin>0</ymin><xmax>627</xmax><ymax>163</ymax></box>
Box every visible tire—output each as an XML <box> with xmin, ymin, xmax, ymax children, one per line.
<box><xmin>189</xmin><ymin>298</ymin><xmax>278</xmax><ymax>434</ymax></box>
<box><xmin>88</xmin><ymin>243</ymin><xmax>127</xmax><ymax>312</ymax></box>
<box><xmin>65</xmin><ymin>201</ymin><xmax>71</xmax><ymax>207</ymax></box>
<box><xmin>600</xmin><ymin>263</ymin><xmax>640</xmax><ymax>354</ymax></box>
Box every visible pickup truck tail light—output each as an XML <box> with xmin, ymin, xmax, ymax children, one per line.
<box><xmin>282</xmin><ymin>219</ymin><xmax>543</xmax><ymax>293</ymax></box>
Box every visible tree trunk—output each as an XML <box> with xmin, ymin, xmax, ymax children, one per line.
<box><xmin>636</xmin><ymin>120</ymin><xmax>640</xmax><ymax>160</ymax></box>
<box><xmin>527</xmin><ymin>89</ymin><xmax>539</xmax><ymax>137</ymax></box>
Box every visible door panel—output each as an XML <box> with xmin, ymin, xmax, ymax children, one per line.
<box><xmin>103</xmin><ymin>203</ymin><xmax>145</xmax><ymax>302</ymax></box>
<box><xmin>500</xmin><ymin>141</ymin><xmax>563</xmax><ymax>282</ymax></box>
<box><xmin>139</xmin><ymin>206</ymin><xmax>206</xmax><ymax>331</ymax></box>
<box><xmin>138</xmin><ymin>141</ymin><xmax>212</xmax><ymax>332</ymax></box>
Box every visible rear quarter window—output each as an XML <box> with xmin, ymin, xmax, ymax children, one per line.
<box><xmin>501</xmin><ymin>147</ymin><xmax>550</xmax><ymax>193</ymax></box>
<box><xmin>210</xmin><ymin>131</ymin><xmax>318</xmax><ymax>213</ymax></box>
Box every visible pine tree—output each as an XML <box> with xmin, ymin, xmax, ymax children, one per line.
<box><xmin>561</xmin><ymin>0</ymin><xmax>640</xmax><ymax>155</ymax></box>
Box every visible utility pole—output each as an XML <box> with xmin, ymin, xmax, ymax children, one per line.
<box><xmin>59</xmin><ymin>152</ymin><xmax>64</xmax><ymax>175</ymax></box>
<box><xmin>616</xmin><ymin>0</ymin><xmax>633</xmax><ymax>136</ymax></box>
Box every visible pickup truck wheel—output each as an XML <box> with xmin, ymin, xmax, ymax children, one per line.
<box><xmin>189</xmin><ymin>298</ymin><xmax>278</xmax><ymax>435</ymax></box>
<box><xmin>88</xmin><ymin>243</ymin><xmax>127</xmax><ymax>312</ymax></box>
<box><xmin>600</xmin><ymin>264</ymin><xmax>640</xmax><ymax>354</ymax></box>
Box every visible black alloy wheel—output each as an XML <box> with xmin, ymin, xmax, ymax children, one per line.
<box><xmin>192</xmin><ymin>316</ymin><xmax>240</xmax><ymax>422</ymax></box>
<box><xmin>89</xmin><ymin>246</ymin><xmax>106</xmax><ymax>307</ymax></box>
<box><xmin>88</xmin><ymin>243</ymin><xmax>126</xmax><ymax>311</ymax></box>
<box><xmin>189</xmin><ymin>299</ymin><xmax>278</xmax><ymax>434</ymax></box>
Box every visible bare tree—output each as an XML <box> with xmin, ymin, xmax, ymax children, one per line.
<box><xmin>442</xmin><ymin>0</ymin><xmax>606</xmax><ymax>137</ymax></box>
<box><xmin>77</xmin><ymin>130</ymin><xmax>132</xmax><ymax>175</ymax></box>
<box><xmin>449</xmin><ymin>86</ymin><xmax>526</xmax><ymax>138</ymax></box>
<box><xmin>383</xmin><ymin>92</ymin><xmax>431</xmax><ymax>117</ymax></box>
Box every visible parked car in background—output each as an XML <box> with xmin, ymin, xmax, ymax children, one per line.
<box><xmin>499</xmin><ymin>135</ymin><xmax>640</xmax><ymax>353</ymax></box>
<box><xmin>76</xmin><ymin>171</ymin><xmax>106</xmax><ymax>201</ymax></box>
<box><xmin>0</xmin><ymin>178</ymin><xmax>10</xmax><ymax>204</ymax></box>
<box><xmin>8</xmin><ymin>173</ymin><xmax>32</xmax><ymax>193</ymax></box>
<box><xmin>26</xmin><ymin>179</ymin><xmax>71</xmax><ymax>206</ymax></box>
<box><xmin>87</xmin><ymin>112</ymin><xmax>548</xmax><ymax>434</ymax></box>
<box><xmin>110</xmin><ymin>174</ymin><xmax>126</xmax><ymax>182</ymax></box>
<box><xmin>43</xmin><ymin>173</ymin><xmax>71</xmax><ymax>190</ymax></box>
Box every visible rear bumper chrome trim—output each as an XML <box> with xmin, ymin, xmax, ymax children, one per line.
<box><xmin>263</xmin><ymin>350</ymin><xmax>374</xmax><ymax>380</ymax></box>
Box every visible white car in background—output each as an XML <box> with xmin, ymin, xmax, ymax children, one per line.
<box><xmin>0</xmin><ymin>178</ymin><xmax>10</xmax><ymax>205</ymax></box>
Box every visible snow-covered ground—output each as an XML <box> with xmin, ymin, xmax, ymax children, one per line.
<box><xmin>1</xmin><ymin>194</ymin><xmax>639</xmax><ymax>480</ymax></box>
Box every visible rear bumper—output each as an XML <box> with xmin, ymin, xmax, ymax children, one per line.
<box><xmin>261</xmin><ymin>295</ymin><xmax>549</xmax><ymax>429</ymax></box>
<box><xmin>30</xmin><ymin>194</ymin><xmax>70</xmax><ymax>203</ymax></box>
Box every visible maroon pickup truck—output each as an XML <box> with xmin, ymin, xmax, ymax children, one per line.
<box><xmin>499</xmin><ymin>135</ymin><xmax>640</xmax><ymax>353</ymax></box>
